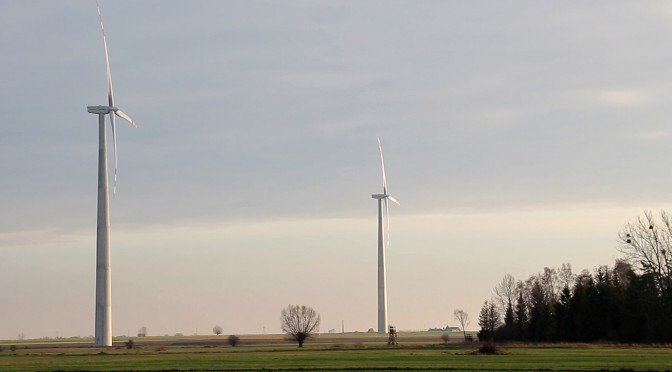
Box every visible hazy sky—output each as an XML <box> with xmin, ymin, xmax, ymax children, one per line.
<box><xmin>2</xmin><ymin>1</ymin><xmax>672</xmax><ymax>340</ymax></box>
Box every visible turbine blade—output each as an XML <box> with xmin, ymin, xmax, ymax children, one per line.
<box><xmin>115</xmin><ymin>109</ymin><xmax>137</xmax><ymax>128</ymax></box>
<box><xmin>388</xmin><ymin>195</ymin><xmax>400</xmax><ymax>206</ymax></box>
<box><xmin>96</xmin><ymin>1</ymin><xmax>115</xmax><ymax>109</ymax></box>
<box><xmin>378</xmin><ymin>137</ymin><xmax>387</xmax><ymax>195</ymax></box>
<box><xmin>384</xmin><ymin>197</ymin><xmax>391</xmax><ymax>251</ymax></box>
<box><xmin>110</xmin><ymin>112</ymin><xmax>118</xmax><ymax>196</ymax></box>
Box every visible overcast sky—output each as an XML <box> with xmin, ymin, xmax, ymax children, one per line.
<box><xmin>2</xmin><ymin>0</ymin><xmax>672</xmax><ymax>340</ymax></box>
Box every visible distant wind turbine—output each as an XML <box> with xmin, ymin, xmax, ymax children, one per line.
<box><xmin>371</xmin><ymin>138</ymin><xmax>399</xmax><ymax>334</ymax></box>
<box><xmin>87</xmin><ymin>1</ymin><xmax>137</xmax><ymax>347</ymax></box>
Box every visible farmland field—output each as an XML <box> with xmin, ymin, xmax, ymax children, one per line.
<box><xmin>1</xmin><ymin>332</ymin><xmax>671</xmax><ymax>371</ymax></box>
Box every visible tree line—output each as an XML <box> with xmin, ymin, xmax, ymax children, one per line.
<box><xmin>479</xmin><ymin>211</ymin><xmax>672</xmax><ymax>343</ymax></box>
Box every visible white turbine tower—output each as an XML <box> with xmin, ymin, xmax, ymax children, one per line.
<box><xmin>88</xmin><ymin>1</ymin><xmax>136</xmax><ymax>347</ymax></box>
<box><xmin>372</xmin><ymin>138</ymin><xmax>399</xmax><ymax>334</ymax></box>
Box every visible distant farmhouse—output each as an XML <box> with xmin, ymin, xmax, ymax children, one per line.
<box><xmin>428</xmin><ymin>326</ymin><xmax>461</xmax><ymax>332</ymax></box>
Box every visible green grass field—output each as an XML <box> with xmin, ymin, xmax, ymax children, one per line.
<box><xmin>1</xmin><ymin>333</ymin><xmax>671</xmax><ymax>371</ymax></box>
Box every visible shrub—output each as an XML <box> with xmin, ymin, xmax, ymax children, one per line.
<box><xmin>478</xmin><ymin>340</ymin><xmax>499</xmax><ymax>355</ymax></box>
<box><xmin>228</xmin><ymin>334</ymin><xmax>240</xmax><ymax>347</ymax></box>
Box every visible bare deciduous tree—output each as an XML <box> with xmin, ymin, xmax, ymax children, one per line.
<box><xmin>280</xmin><ymin>304</ymin><xmax>320</xmax><ymax>347</ymax></box>
<box><xmin>557</xmin><ymin>262</ymin><xmax>575</xmax><ymax>290</ymax></box>
<box><xmin>213</xmin><ymin>325</ymin><xmax>223</xmax><ymax>336</ymax></box>
<box><xmin>618</xmin><ymin>210</ymin><xmax>672</xmax><ymax>290</ymax></box>
<box><xmin>520</xmin><ymin>268</ymin><xmax>560</xmax><ymax>311</ymax></box>
<box><xmin>540</xmin><ymin>267</ymin><xmax>559</xmax><ymax>305</ymax></box>
<box><xmin>453</xmin><ymin>309</ymin><xmax>470</xmax><ymax>341</ymax></box>
<box><xmin>137</xmin><ymin>326</ymin><xmax>147</xmax><ymax>337</ymax></box>
<box><xmin>493</xmin><ymin>274</ymin><xmax>516</xmax><ymax>313</ymax></box>
<box><xmin>613</xmin><ymin>259</ymin><xmax>632</xmax><ymax>288</ymax></box>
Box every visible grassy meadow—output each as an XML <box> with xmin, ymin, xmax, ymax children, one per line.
<box><xmin>1</xmin><ymin>332</ymin><xmax>671</xmax><ymax>371</ymax></box>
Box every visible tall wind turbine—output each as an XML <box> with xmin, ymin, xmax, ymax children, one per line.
<box><xmin>371</xmin><ymin>138</ymin><xmax>399</xmax><ymax>334</ymax></box>
<box><xmin>88</xmin><ymin>1</ymin><xmax>136</xmax><ymax>347</ymax></box>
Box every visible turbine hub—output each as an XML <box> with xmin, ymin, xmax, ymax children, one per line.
<box><xmin>372</xmin><ymin>193</ymin><xmax>388</xmax><ymax>200</ymax></box>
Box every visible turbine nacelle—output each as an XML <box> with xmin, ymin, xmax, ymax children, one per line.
<box><xmin>87</xmin><ymin>105</ymin><xmax>117</xmax><ymax>114</ymax></box>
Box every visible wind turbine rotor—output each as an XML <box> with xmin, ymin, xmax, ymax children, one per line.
<box><xmin>96</xmin><ymin>0</ymin><xmax>136</xmax><ymax>194</ymax></box>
